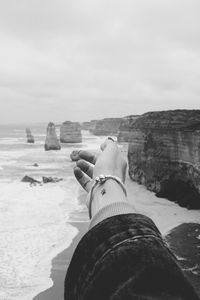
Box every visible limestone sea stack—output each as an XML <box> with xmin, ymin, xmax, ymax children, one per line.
<box><xmin>127</xmin><ymin>110</ymin><xmax>200</xmax><ymax>208</ymax></box>
<box><xmin>117</xmin><ymin>115</ymin><xmax>140</xmax><ymax>142</ymax></box>
<box><xmin>60</xmin><ymin>121</ymin><xmax>82</xmax><ymax>143</ymax></box>
<box><xmin>90</xmin><ymin>118</ymin><xmax>122</xmax><ymax>136</ymax></box>
<box><xmin>26</xmin><ymin>128</ymin><xmax>34</xmax><ymax>143</ymax></box>
<box><xmin>44</xmin><ymin>122</ymin><xmax>61</xmax><ymax>151</ymax></box>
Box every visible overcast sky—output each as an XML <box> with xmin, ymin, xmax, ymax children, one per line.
<box><xmin>0</xmin><ymin>0</ymin><xmax>200</xmax><ymax>123</ymax></box>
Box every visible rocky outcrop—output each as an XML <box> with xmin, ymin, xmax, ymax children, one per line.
<box><xmin>166</xmin><ymin>223</ymin><xmax>200</xmax><ymax>296</ymax></box>
<box><xmin>60</xmin><ymin>121</ymin><xmax>82</xmax><ymax>143</ymax></box>
<box><xmin>21</xmin><ymin>175</ymin><xmax>63</xmax><ymax>185</ymax></box>
<box><xmin>90</xmin><ymin>118</ymin><xmax>122</xmax><ymax>136</ymax></box>
<box><xmin>44</xmin><ymin>122</ymin><xmax>61</xmax><ymax>151</ymax></box>
<box><xmin>127</xmin><ymin>110</ymin><xmax>200</xmax><ymax>208</ymax></box>
<box><xmin>117</xmin><ymin>115</ymin><xmax>140</xmax><ymax>142</ymax></box>
<box><xmin>42</xmin><ymin>176</ymin><xmax>63</xmax><ymax>183</ymax></box>
<box><xmin>21</xmin><ymin>176</ymin><xmax>41</xmax><ymax>185</ymax></box>
<box><xmin>26</xmin><ymin>128</ymin><xmax>34</xmax><ymax>143</ymax></box>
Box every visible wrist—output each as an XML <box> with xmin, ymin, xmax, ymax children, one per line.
<box><xmin>87</xmin><ymin>175</ymin><xmax>127</xmax><ymax>219</ymax></box>
<box><xmin>94</xmin><ymin>179</ymin><xmax>126</xmax><ymax>198</ymax></box>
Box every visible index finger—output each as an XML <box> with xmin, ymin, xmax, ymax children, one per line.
<box><xmin>78</xmin><ymin>150</ymin><xmax>97</xmax><ymax>164</ymax></box>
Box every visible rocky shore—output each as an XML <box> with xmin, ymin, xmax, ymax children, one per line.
<box><xmin>166</xmin><ymin>223</ymin><xmax>200</xmax><ymax>295</ymax></box>
<box><xmin>126</xmin><ymin>110</ymin><xmax>200</xmax><ymax>208</ymax></box>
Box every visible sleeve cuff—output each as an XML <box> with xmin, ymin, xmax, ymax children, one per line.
<box><xmin>89</xmin><ymin>202</ymin><xmax>136</xmax><ymax>229</ymax></box>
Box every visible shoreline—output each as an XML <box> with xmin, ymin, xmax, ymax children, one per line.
<box><xmin>33</xmin><ymin>220</ymin><xmax>89</xmax><ymax>300</ymax></box>
<box><xmin>33</xmin><ymin>188</ymin><xmax>89</xmax><ymax>300</ymax></box>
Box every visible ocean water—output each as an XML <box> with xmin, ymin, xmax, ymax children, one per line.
<box><xmin>0</xmin><ymin>124</ymin><xmax>106</xmax><ymax>300</ymax></box>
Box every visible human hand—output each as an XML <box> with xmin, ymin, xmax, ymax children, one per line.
<box><xmin>73</xmin><ymin>138</ymin><xmax>127</xmax><ymax>192</ymax></box>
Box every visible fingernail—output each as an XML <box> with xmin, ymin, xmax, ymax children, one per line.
<box><xmin>108</xmin><ymin>137</ymin><xmax>114</xmax><ymax>141</ymax></box>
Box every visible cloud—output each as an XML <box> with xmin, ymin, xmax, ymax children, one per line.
<box><xmin>0</xmin><ymin>0</ymin><xmax>200</xmax><ymax>123</ymax></box>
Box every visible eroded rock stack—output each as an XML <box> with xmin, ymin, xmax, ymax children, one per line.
<box><xmin>60</xmin><ymin>121</ymin><xmax>82</xmax><ymax>143</ymax></box>
<box><xmin>26</xmin><ymin>128</ymin><xmax>34</xmax><ymax>143</ymax></box>
<box><xmin>127</xmin><ymin>110</ymin><xmax>200</xmax><ymax>208</ymax></box>
<box><xmin>90</xmin><ymin>118</ymin><xmax>122</xmax><ymax>136</ymax></box>
<box><xmin>44</xmin><ymin>122</ymin><xmax>61</xmax><ymax>151</ymax></box>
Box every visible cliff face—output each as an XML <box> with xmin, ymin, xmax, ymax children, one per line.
<box><xmin>117</xmin><ymin>115</ymin><xmax>140</xmax><ymax>142</ymax></box>
<box><xmin>26</xmin><ymin>128</ymin><xmax>34</xmax><ymax>143</ymax></box>
<box><xmin>44</xmin><ymin>122</ymin><xmax>61</xmax><ymax>151</ymax></box>
<box><xmin>90</xmin><ymin>118</ymin><xmax>122</xmax><ymax>136</ymax></box>
<box><xmin>127</xmin><ymin>110</ymin><xmax>200</xmax><ymax>208</ymax></box>
<box><xmin>60</xmin><ymin>121</ymin><xmax>82</xmax><ymax>143</ymax></box>
<box><xmin>81</xmin><ymin>121</ymin><xmax>91</xmax><ymax>130</ymax></box>
<box><xmin>88</xmin><ymin>120</ymin><xmax>98</xmax><ymax>132</ymax></box>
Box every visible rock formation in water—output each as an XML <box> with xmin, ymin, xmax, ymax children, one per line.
<box><xmin>60</xmin><ymin>121</ymin><xmax>82</xmax><ymax>143</ymax></box>
<box><xmin>44</xmin><ymin>122</ymin><xmax>61</xmax><ymax>151</ymax></box>
<box><xmin>90</xmin><ymin>118</ymin><xmax>122</xmax><ymax>136</ymax></box>
<box><xmin>127</xmin><ymin>110</ymin><xmax>200</xmax><ymax>208</ymax></box>
<box><xmin>26</xmin><ymin>128</ymin><xmax>35</xmax><ymax>143</ymax></box>
<box><xmin>21</xmin><ymin>175</ymin><xmax>41</xmax><ymax>185</ymax></box>
<box><xmin>117</xmin><ymin>115</ymin><xmax>140</xmax><ymax>142</ymax></box>
<box><xmin>42</xmin><ymin>176</ymin><xmax>63</xmax><ymax>183</ymax></box>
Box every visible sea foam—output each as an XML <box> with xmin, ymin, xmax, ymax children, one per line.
<box><xmin>0</xmin><ymin>181</ymin><xmax>79</xmax><ymax>300</ymax></box>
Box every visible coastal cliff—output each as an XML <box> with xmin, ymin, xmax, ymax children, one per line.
<box><xmin>90</xmin><ymin>118</ymin><xmax>122</xmax><ymax>136</ymax></box>
<box><xmin>60</xmin><ymin>121</ymin><xmax>82</xmax><ymax>143</ymax></box>
<box><xmin>81</xmin><ymin>121</ymin><xmax>91</xmax><ymax>131</ymax></box>
<box><xmin>127</xmin><ymin>110</ymin><xmax>200</xmax><ymax>208</ymax></box>
<box><xmin>26</xmin><ymin>128</ymin><xmax>34</xmax><ymax>143</ymax></box>
<box><xmin>44</xmin><ymin>122</ymin><xmax>61</xmax><ymax>151</ymax></box>
<box><xmin>88</xmin><ymin>120</ymin><xmax>97</xmax><ymax>132</ymax></box>
<box><xmin>117</xmin><ymin>115</ymin><xmax>139</xmax><ymax>142</ymax></box>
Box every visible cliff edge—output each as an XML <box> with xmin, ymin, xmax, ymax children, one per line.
<box><xmin>127</xmin><ymin>110</ymin><xmax>200</xmax><ymax>208</ymax></box>
<box><xmin>117</xmin><ymin>115</ymin><xmax>139</xmax><ymax>142</ymax></box>
<box><xmin>90</xmin><ymin>118</ymin><xmax>122</xmax><ymax>136</ymax></box>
